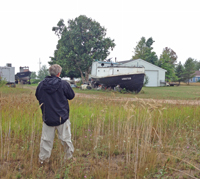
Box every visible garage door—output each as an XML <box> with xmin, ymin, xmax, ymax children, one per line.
<box><xmin>145</xmin><ymin>71</ymin><xmax>158</xmax><ymax>87</ymax></box>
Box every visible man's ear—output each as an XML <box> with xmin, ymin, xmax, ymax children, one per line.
<box><xmin>56</xmin><ymin>72</ymin><xmax>61</xmax><ymax>77</ymax></box>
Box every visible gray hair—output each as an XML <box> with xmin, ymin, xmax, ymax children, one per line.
<box><xmin>49</xmin><ymin>64</ymin><xmax>62</xmax><ymax>76</ymax></box>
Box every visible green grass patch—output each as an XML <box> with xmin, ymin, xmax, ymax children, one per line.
<box><xmin>141</xmin><ymin>86</ymin><xmax>200</xmax><ymax>100</ymax></box>
<box><xmin>22</xmin><ymin>83</ymin><xmax>200</xmax><ymax>100</ymax></box>
<box><xmin>73</xmin><ymin>85</ymin><xmax>200</xmax><ymax>100</ymax></box>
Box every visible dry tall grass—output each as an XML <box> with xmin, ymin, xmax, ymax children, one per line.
<box><xmin>1</xmin><ymin>87</ymin><xmax>200</xmax><ymax>178</ymax></box>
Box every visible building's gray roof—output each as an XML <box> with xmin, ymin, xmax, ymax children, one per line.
<box><xmin>118</xmin><ymin>59</ymin><xmax>167</xmax><ymax>72</ymax></box>
<box><xmin>194</xmin><ymin>71</ymin><xmax>200</xmax><ymax>76</ymax></box>
<box><xmin>117</xmin><ymin>59</ymin><xmax>133</xmax><ymax>64</ymax></box>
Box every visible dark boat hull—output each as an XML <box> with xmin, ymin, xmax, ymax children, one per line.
<box><xmin>91</xmin><ymin>73</ymin><xmax>145</xmax><ymax>92</ymax></box>
<box><xmin>16</xmin><ymin>71</ymin><xmax>31</xmax><ymax>79</ymax></box>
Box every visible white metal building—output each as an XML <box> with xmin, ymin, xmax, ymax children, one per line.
<box><xmin>0</xmin><ymin>64</ymin><xmax>15</xmax><ymax>83</ymax></box>
<box><xmin>119</xmin><ymin>59</ymin><xmax>166</xmax><ymax>87</ymax></box>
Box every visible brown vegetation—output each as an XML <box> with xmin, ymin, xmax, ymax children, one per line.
<box><xmin>1</xmin><ymin>87</ymin><xmax>200</xmax><ymax>178</ymax></box>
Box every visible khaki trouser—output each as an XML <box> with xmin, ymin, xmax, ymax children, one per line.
<box><xmin>39</xmin><ymin>119</ymin><xmax>74</xmax><ymax>161</ymax></box>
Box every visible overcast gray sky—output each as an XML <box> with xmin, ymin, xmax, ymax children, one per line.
<box><xmin>0</xmin><ymin>0</ymin><xmax>199</xmax><ymax>73</ymax></box>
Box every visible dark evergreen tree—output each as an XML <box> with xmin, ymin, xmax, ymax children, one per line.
<box><xmin>175</xmin><ymin>61</ymin><xmax>184</xmax><ymax>84</ymax></box>
<box><xmin>183</xmin><ymin>58</ymin><xmax>196</xmax><ymax>84</ymax></box>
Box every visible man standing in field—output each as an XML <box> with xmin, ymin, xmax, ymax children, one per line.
<box><xmin>35</xmin><ymin>64</ymin><xmax>75</xmax><ymax>164</ymax></box>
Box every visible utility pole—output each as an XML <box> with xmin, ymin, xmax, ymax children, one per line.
<box><xmin>39</xmin><ymin>58</ymin><xmax>41</xmax><ymax>71</ymax></box>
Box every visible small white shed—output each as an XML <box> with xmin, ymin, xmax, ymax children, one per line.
<box><xmin>0</xmin><ymin>64</ymin><xmax>15</xmax><ymax>83</ymax></box>
<box><xmin>119</xmin><ymin>59</ymin><xmax>166</xmax><ymax>87</ymax></box>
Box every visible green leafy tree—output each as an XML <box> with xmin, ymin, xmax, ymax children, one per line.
<box><xmin>52</xmin><ymin>19</ymin><xmax>66</xmax><ymax>38</ymax></box>
<box><xmin>132</xmin><ymin>37</ymin><xmax>158</xmax><ymax>65</ymax></box>
<box><xmin>175</xmin><ymin>62</ymin><xmax>184</xmax><ymax>84</ymax></box>
<box><xmin>58</xmin><ymin>68</ymin><xmax>81</xmax><ymax>80</ymax></box>
<box><xmin>65</xmin><ymin>70</ymin><xmax>81</xmax><ymax>80</ymax></box>
<box><xmin>49</xmin><ymin>15</ymin><xmax>115</xmax><ymax>82</ymax></box>
<box><xmin>193</xmin><ymin>60</ymin><xmax>200</xmax><ymax>71</ymax></box>
<box><xmin>30</xmin><ymin>71</ymin><xmax>40</xmax><ymax>84</ymax></box>
<box><xmin>37</xmin><ymin>65</ymin><xmax>49</xmax><ymax>81</ymax></box>
<box><xmin>196</xmin><ymin>61</ymin><xmax>200</xmax><ymax>71</ymax></box>
<box><xmin>30</xmin><ymin>71</ymin><xmax>37</xmax><ymax>80</ymax></box>
<box><xmin>157</xmin><ymin>47</ymin><xmax>178</xmax><ymax>82</ymax></box>
<box><xmin>183</xmin><ymin>58</ymin><xmax>196</xmax><ymax>84</ymax></box>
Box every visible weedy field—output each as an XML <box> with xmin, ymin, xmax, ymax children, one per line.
<box><xmin>1</xmin><ymin>86</ymin><xmax>200</xmax><ymax>178</ymax></box>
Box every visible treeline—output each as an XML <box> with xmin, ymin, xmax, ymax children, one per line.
<box><xmin>47</xmin><ymin>15</ymin><xmax>199</xmax><ymax>84</ymax></box>
<box><xmin>132</xmin><ymin>37</ymin><xmax>200</xmax><ymax>84</ymax></box>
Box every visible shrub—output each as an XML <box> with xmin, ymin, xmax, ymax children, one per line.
<box><xmin>0</xmin><ymin>79</ymin><xmax>7</xmax><ymax>87</ymax></box>
<box><xmin>76</xmin><ymin>80</ymin><xmax>82</xmax><ymax>87</ymax></box>
<box><xmin>30</xmin><ymin>79</ymin><xmax>41</xmax><ymax>84</ymax></box>
<box><xmin>143</xmin><ymin>75</ymin><xmax>149</xmax><ymax>86</ymax></box>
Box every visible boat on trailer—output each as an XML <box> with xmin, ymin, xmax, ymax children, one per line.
<box><xmin>15</xmin><ymin>66</ymin><xmax>32</xmax><ymax>84</ymax></box>
<box><xmin>90</xmin><ymin>61</ymin><xmax>145</xmax><ymax>92</ymax></box>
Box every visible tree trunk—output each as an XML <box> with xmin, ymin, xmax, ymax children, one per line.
<box><xmin>79</xmin><ymin>70</ymin><xmax>86</xmax><ymax>83</ymax></box>
<box><xmin>85</xmin><ymin>71</ymin><xmax>89</xmax><ymax>82</ymax></box>
<box><xmin>77</xmin><ymin>67</ymin><xmax>91</xmax><ymax>83</ymax></box>
<box><xmin>85</xmin><ymin>68</ymin><xmax>91</xmax><ymax>82</ymax></box>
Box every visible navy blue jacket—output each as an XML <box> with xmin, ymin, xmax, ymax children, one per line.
<box><xmin>35</xmin><ymin>76</ymin><xmax>75</xmax><ymax>126</ymax></box>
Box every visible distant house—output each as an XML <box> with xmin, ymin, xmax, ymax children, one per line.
<box><xmin>190</xmin><ymin>71</ymin><xmax>200</xmax><ymax>83</ymax></box>
<box><xmin>118</xmin><ymin>59</ymin><xmax>167</xmax><ymax>87</ymax></box>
